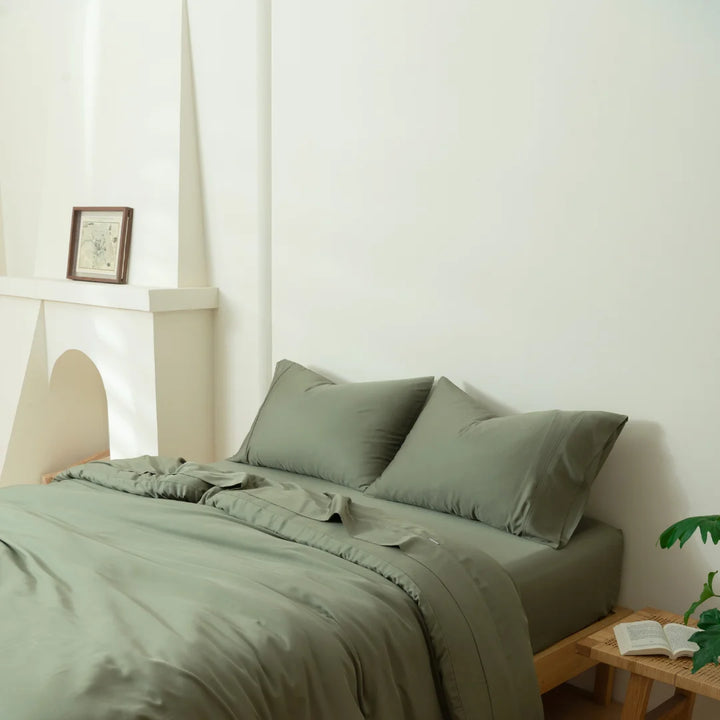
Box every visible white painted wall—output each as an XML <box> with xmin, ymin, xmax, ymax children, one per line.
<box><xmin>0</xmin><ymin>0</ymin><xmax>269</xmax><ymax>457</ymax></box>
<box><xmin>0</xmin><ymin>298</ymin><xmax>43</xmax><ymax>472</ymax></box>
<box><xmin>1</xmin><ymin>0</ymin><xmax>720</xmax><ymax>713</ymax></box>
<box><xmin>0</xmin><ymin>0</ymin><xmax>205</xmax><ymax>287</ymax></box>
<box><xmin>0</xmin><ymin>285</ymin><xmax>217</xmax><ymax>483</ymax></box>
<box><xmin>271</xmin><ymin>2</ymin><xmax>720</xmax><ymax>715</ymax></box>
<box><xmin>0</xmin><ymin>300</ymin><xmax>48</xmax><ymax>487</ymax></box>
<box><xmin>185</xmin><ymin>0</ymin><xmax>272</xmax><ymax>454</ymax></box>
<box><xmin>44</xmin><ymin>302</ymin><xmax>159</xmax><ymax>459</ymax></box>
<box><xmin>153</xmin><ymin>309</ymin><xmax>215</xmax><ymax>460</ymax></box>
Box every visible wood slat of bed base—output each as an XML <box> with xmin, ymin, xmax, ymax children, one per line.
<box><xmin>41</xmin><ymin>449</ymin><xmax>110</xmax><ymax>485</ymax></box>
<box><xmin>534</xmin><ymin>607</ymin><xmax>633</xmax><ymax>696</ymax></box>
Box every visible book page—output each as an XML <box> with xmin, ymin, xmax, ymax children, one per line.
<box><xmin>664</xmin><ymin>623</ymin><xmax>699</xmax><ymax>658</ymax></box>
<box><xmin>615</xmin><ymin>621</ymin><xmax>670</xmax><ymax>655</ymax></box>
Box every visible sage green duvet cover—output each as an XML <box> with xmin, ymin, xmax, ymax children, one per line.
<box><xmin>0</xmin><ymin>457</ymin><xmax>542</xmax><ymax>720</ymax></box>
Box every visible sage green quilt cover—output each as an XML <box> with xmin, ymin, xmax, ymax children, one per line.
<box><xmin>0</xmin><ymin>457</ymin><xmax>542</xmax><ymax>720</ymax></box>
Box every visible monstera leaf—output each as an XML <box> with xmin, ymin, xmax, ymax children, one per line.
<box><xmin>659</xmin><ymin>515</ymin><xmax>720</xmax><ymax>672</ymax></box>
<box><xmin>697</xmin><ymin>608</ymin><xmax>720</xmax><ymax>629</ymax></box>
<box><xmin>683</xmin><ymin>572</ymin><xmax>719</xmax><ymax>624</ymax></box>
<box><xmin>659</xmin><ymin>516</ymin><xmax>720</xmax><ymax>549</ymax></box>
<box><xmin>690</xmin><ymin>608</ymin><xmax>720</xmax><ymax>673</ymax></box>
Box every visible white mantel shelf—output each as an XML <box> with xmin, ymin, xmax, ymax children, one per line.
<box><xmin>0</xmin><ymin>276</ymin><xmax>218</xmax><ymax>312</ymax></box>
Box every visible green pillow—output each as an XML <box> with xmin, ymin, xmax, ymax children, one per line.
<box><xmin>230</xmin><ymin>360</ymin><xmax>433</xmax><ymax>490</ymax></box>
<box><xmin>367</xmin><ymin>377</ymin><xmax>627</xmax><ymax>547</ymax></box>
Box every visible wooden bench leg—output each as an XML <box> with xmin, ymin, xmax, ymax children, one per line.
<box><xmin>621</xmin><ymin>674</ymin><xmax>653</xmax><ymax>720</ymax></box>
<box><xmin>646</xmin><ymin>689</ymin><xmax>696</xmax><ymax>720</ymax></box>
<box><xmin>593</xmin><ymin>663</ymin><xmax>615</xmax><ymax>705</ymax></box>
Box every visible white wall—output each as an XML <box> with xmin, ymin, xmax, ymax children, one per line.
<box><xmin>1</xmin><ymin>0</ymin><xmax>720</xmax><ymax>713</ymax></box>
<box><xmin>185</xmin><ymin>0</ymin><xmax>272</xmax><ymax>455</ymax></box>
<box><xmin>273</xmin><ymin>0</ymin><xmax>720</xmax><ymax>601</ymax></box>
<box><xmin>271</xmin><ymin>2</ymin><xmax>720</xmax><ymax>714</ymax></box>
<box><xmin>0</xmin><ymin>0</ymin><xmax>271</xmax><ymax>455</ymax></box>
<box><xmin>0</xmin><ymin>0</ymin><xmax>202</xmax><ymax>287</ymax></box>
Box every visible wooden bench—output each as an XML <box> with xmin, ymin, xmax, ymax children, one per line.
<box><xmin>577</xmin><ymin>607</ymin><xmax>720</xmax><ymax>719</ymax></box>
<box><xmin>535</xmin><ymin>607</ymin><xmax>634</xmax><ymax>702</ymax></box>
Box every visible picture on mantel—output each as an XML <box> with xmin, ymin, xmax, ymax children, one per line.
<box><xmin>67</xmin><ymin>206</ymin><xmax>133</xmax><ymax>284</ymax></box>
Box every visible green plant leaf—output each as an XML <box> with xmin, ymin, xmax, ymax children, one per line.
<box><xmin>659</xmin><ymin>516</ymin><xmax>720</xmax><ymax>548</ymax></box>
<box><xmin>684</xmin><ymin>571</ymin><xmax>719</xmax><ymax>624</ymax></box>
<box><xmin>698</xmin><ymin>608</ymin><xmax>720</xmax><ymax>630</ymax></box>
<box><xmin>690</xmin><ymin>622</ymin><xmax>720</xmax><ymax>673</ymax></box>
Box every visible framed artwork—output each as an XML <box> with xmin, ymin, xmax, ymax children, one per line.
<box><xmin>67</xmin><ymin>206</ymin><xmax>134</xmax><ymax>283</ymax></box>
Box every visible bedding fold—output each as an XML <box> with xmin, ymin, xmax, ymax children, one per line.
<box><xmin>54</xmin><ymin>455</ymin><xmax>265</xmax><ymax>501</ymax></box>
<box><xmin>0</xmin><ymin>457</ymin><xmax>542</xmax><ymax>720</ymax></box>
<box><xmin>203</xmin><ymin>483</ymin><xmax>543</xmax><ymax>719</ymax></box>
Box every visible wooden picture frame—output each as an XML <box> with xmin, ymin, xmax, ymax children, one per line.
<box><xmin>67</xmin><ymin>206</ymin><xmax>133</xmax><ymax>284</ymax></box>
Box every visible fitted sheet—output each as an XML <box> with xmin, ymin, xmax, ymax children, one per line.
<box><xmin>217</xmin><ymin>461</ymin><xmax>623</xmax><ymax>653</ymax></box>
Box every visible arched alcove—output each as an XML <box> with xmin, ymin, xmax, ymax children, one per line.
<box><xmin>44</xmin><ymin>349</ymin><xmax>109</xmax><ymax>476</ymax></box>
<box><xmin>0</xmin><ymin>288</ymin><xmax>215</xmax><ymax>487</ymax></box>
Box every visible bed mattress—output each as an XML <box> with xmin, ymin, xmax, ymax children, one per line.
<box><xmin>216</xmin><ymin>460</ymin><xmax>623</xmax><ymax>653</ymax></box>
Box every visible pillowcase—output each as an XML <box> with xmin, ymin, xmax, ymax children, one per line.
<box><xmin>367</xmin><ymin>377</ymin><xmax>627</xmax><ymax>547</ymax></box>
<box><xmin>230</xmin><ymin>359</ymin><xmax>434</xmax><ymax>490</ymax></box>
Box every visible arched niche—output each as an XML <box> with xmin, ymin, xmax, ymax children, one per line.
<box><xmin>44</xmin><ymin>349</ymin><xmax>109</xmax><ymax>475</ymax></box>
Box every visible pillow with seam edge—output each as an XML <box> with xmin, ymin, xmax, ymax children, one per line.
<box><xmin>230</xmin><ymin>359</ymin><xmax>434</xmax><ymax>490</ymax></box>
<box><xmin>367</xmin><ymin>376</ymin><xmax>627</xmax><ymax>547</ymax></box>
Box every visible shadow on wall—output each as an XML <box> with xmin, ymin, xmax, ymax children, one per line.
<box><xmin>582</xmin><ymin>424</ymin><xmax>720</xmax><ymax>720</ymax></box>
<box><xmin>458</xmin><ymin>386</ymin><xmax>713</xmax><ymax>619</ymax></box>
<box><xmin>44</xmin><ymin>349</ymin><xmax>109</xmax><ymax>477</ymax></box>
<box><xmin>462</xmin><ymin>381</ymin><xmax>518</xmax><ymax>416</ymax></box>
<box><xmin>586</xmin><ymin>420</ymin><xmax>715</xmax><ymax>617</ymax></box>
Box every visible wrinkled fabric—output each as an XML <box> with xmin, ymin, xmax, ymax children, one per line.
<box><xmin>0</xmin><ymin>459</ymin><xmax>542</xmax><ymax>720</ymax></box>
<box><xmin>53</xmin><ymin>454</ymin><xmax>265</xmax><ymax>499</ymax></box>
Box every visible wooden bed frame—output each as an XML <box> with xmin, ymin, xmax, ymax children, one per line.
<box><xmin>41</xmin><ymin>449</ymin><xmax>110</xmax><ymax>484</ymax></box>
<box><xmin>534</xmin><ymin>607</ymin><xmax>633</xmax><ymax>701</ymax></box>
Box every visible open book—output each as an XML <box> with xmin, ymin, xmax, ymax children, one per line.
<box><xmin>614</xmin><ymin>620</ymin><xmax>700</xmax><ymax>660</ymax></box>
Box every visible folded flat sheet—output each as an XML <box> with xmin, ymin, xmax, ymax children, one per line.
<box><xmin>0</xmin><ymin>458</ymin><xmax>543</xmax><ymax>720</ymax></box>
<box><xmin>216</xmin><ymin>461</ymin><xmax>624</xmax><ymax>653</ymax></box>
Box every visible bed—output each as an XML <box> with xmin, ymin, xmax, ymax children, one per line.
<box><xmin>221</xmin><ymin>460</ymin><xmax>625</xmax><ymax>657</ymax></box>
<box><xmin>0</xmin><ymin>360</ymin><xmax>628</xmax><ymax>719</ymax></box>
